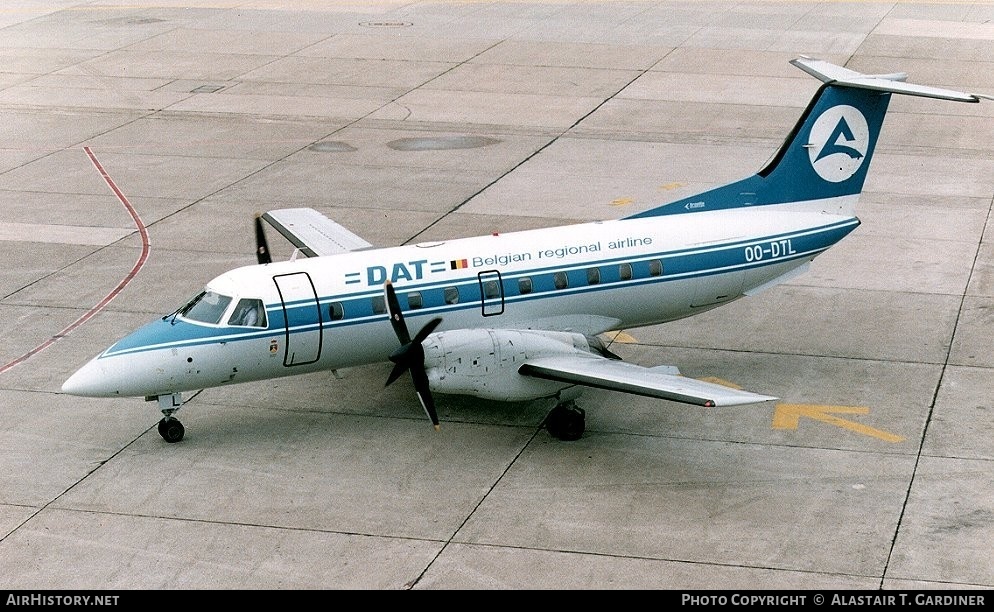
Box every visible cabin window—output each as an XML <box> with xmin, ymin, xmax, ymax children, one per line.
<box><xmin>554</xmin><ymin>271</ymin><xmax>569</xmax><ymax>290</ymax></box>
<box><xmin>371</xmin><ymin>295</ymin><xmax>386</xmax><ymax>315</ymax></box>
<box><xmin>586</xmin><ymin>267</ymin><xmax>600</xmax><ymax>285</ymax></box>
<box><xmin>407</xmin><ymin>292</ymin><xmax>423</xmax><ymax>310</ymax></box>
<box><xmin>444</xmin><ymin>286</ymin><xmax>460</xmax><ymax>305</ymax></box>
<box><xmin>229</xmin><ymin>298</ymin><xmax>267</xmax><ymax>328</ymax></box>
<box><xmin>649</xmin><ymin>259</ymin><xmax>663</xmax><ymax>277</ymax></box>
<box><xmin>329</xmin><ymin>302</ymin><xmax>344</xmax><ymax>321</ymax></box>
<box><xmin>518</xmin><ymin>277</ymin><xmax>533</xmax><ymax>294</ymax></box>
<box><xmin>482</xmin><ymin>280</ymin><xmax>501</xmax><ymax>299</ymax></box>
<box><xmin>177</xmin><ymin>291</ymin><xmax>232</xmax><ymax>325</ymax></box>
<box><xmin>618</xmin><ymin>263</ymin><xmax>633</xmax><ymax>281</ymax></box>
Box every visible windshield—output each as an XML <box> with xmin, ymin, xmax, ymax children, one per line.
<box><xmin>175</xmin><ymin>291</ymin><xmax>233</xmax><ymax>325</ymax></box>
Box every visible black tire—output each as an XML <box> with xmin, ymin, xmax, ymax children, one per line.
<box><xmin>545</xmin><ymin>403</ymin><xmax>585</xmax><ymax>441</ymax></box>
<box><xmin>158</xmin><ymin>418</ymin><xmax>185</xmax><ymax>443</ymax></box>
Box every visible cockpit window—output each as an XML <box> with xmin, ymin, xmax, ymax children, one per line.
<box><xmin>177</xmin><ymin>291</ymin><xmax>232</xmax><ymax>325</ymax></box>
<box><xmin>228</xmin><ymin>298</ymin><xmax>267</xmax><ymax>328</ymax></box>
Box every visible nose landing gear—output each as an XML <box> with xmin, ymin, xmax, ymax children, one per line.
<box><xmin>157</xmin><ymin>417</ymin><xmax>185</xmax><ymax>443</ymax></box>
<box><xmin>154</xmin><ymin>393</ymin><xmax>185</xmax><ymax>443</ymax></box>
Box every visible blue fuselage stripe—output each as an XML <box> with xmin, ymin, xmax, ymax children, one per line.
<box><xmin>101</xmin><ymin>220</ymin><xmax>856</xmax><ymax>358</ymax></box>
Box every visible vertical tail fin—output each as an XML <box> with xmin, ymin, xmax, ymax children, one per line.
<box><xmin>627</xmin><ymin>57</ymin><xmax>985</xmax><ymax>219</ymax></box>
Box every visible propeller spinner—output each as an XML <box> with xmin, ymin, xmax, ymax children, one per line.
<box><xmin>383</xmin><ymin>281</ymin><xmax>443</xmax><ymax>431</ymax></box>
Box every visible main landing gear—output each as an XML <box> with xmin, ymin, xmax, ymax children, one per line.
<box><xmin>154</xmin><ymin>393</ymin><xmax>185</xmax><ymax>443</ymax></box>
<box><xmin>544</xmin><ymin>400</ymin><xmax>585</xmax><ymax>441</ymax></box>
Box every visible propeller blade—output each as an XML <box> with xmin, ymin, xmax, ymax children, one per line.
<box><xmin>383</xmin><ymin>280</ymin><xmax>410</xmax><ymax>345</ymax></box>
<box><xmin>412</xmin><ymin>317</ymin><xmax>442</xmax><ymax>344</ymax></box>
<box><xmin>385</xmin><ymin>361</ymin><xmax>408</xmax><ymax>388</ymax></box>
<box><xmin>411</xmin><ymin>364</ymin><xmax>440</xmax><ymax>430</ymax></box>
<box><xmin>254</xmin><ymin>214</ymin><xmax>272</xmax><ymax>265</ymax></box>
<box><xmin>385</xmin><ymin>341</ymin><xmax>415</xmax><ymax>387</ymax></box>
<box><xmin>381</xmin><ymin>281</ymin><xmax>442</xmax><ymax>431</ymax></box>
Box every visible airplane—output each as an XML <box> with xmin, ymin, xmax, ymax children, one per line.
<box><xmin>61</xmin><ymin>57</ymin><xmax>990</xmax><ymax>443</ymax></box>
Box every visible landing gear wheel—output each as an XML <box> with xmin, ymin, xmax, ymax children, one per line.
<box><xmin>158</xmin><ymin>418</ymin><xmax>185</xmax><ymax>443</ymax></box>
<box><xmin>545</xmin><ymin>402</ymin><xmax>585</xmax><ymax>441</ymax></box>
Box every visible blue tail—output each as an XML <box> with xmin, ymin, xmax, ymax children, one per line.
<box><xmin>626</xmin><ymin>57</ymin><xmax>983</xmax><ymax>219</ymax></box>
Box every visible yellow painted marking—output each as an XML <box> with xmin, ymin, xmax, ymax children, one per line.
<box><xmin>698</xmin><ymin>376</ymin><xmax>743</xmax><ymax>390</ymax></box>
<box><xmin>610</xmin><ymin>197</ymin><xmax>634</xmax><ymax>207</ymax></box>
<box><xmin>773</xmin><ymin>403</ymin><xmax>904</xmax><ymax>443</ymax></box>
<box><xmin>658</xmin><ymin>182</ymin><xmax>685</xmax><ymax>191</ymax></box>
<box><xmin>601</xmin><ymin>331</ymin><xmax>637</xmax><ymax>344</ymax></box>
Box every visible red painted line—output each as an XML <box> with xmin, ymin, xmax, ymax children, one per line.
<box><xmin>0</xmin><ymin>147</ymin><xmax>151</xmax><ymax>375</ymax></box>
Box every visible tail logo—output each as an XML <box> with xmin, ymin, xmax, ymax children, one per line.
<box><xmin>807</xmin><ymin>105</ymin><xmax>869</xmax><ymax>183</ymax></box>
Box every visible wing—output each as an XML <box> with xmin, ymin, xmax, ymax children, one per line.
<box><xmin>519</xmin><ymin>355</ymin><xmax>777</xmax><ymax>407</ymax></box>
<box><xmin>262</xmin><ymin>208</ymin><xmax>373</xmax><ymax>257</ymax></box>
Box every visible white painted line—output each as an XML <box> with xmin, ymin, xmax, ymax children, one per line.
<box><xmin>0</xmin><ymin>222</ymin><xmax>133</xmax><ymax>246</ymax></box>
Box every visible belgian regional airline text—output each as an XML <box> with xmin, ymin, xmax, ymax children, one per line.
<box><xmin>357</xmin><ymin>236</ymin><xmax>653</xmax><ymax>286</ymax></box>
<box><xmin>475</xmin><ymin>237</ymin><xmax>652</xmax><ymax>268</ymax></box>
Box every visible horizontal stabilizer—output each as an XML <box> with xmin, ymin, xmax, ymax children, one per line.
<box><xmin>791</xmin><ymin>57</ymin><xmax>983</xmax><ymax>103</ymax></box>
<box><xmin>626</xmin><ymin>57</ymin><xmax>989</xmax><ymax>220</ymax></box>
<box><xmin>262</xmin><ymin>208</ymin><xmax>373</xmax><ymax>257</ymax></box>
<box><xmin>520</xmin><ymin>356</ymin><xmax>777</xmax><ymax>407</ymax></box>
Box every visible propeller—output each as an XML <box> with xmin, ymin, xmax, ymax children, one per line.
<box><xmin>254</xmin><ymin>214</ymin><xmax>272</xmax><ymax>265</ymax></box>
<box><xmin>383</xmin><ymin>280</ymin><xmax>443</xmax><ymax>431</ymax></box>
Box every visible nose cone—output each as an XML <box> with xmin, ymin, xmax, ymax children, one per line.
<box><xmin>62</xmin><ymin>316</ymin><xmax>188</xmax><ymax>398</ymax></box>
<box><xmin>62</xmin><ymin>355</ymin><xmax>121</xmax><ymax>397</ymax></box>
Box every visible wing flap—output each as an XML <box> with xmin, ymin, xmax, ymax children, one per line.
<box><xmin>520</xmin><ymin>356</ymin><xmax>777</xmax><ymax>407</ymax></box>
<box><xmin>262</xmin><ymin>208</ymin><xmax>373</xmax><ymax>257</ymax></box>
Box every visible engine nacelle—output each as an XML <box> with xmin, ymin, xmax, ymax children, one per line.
<box><xmin>421</xmin><ymin>328</ymin><xmax>604</xmax><ymax>401</ymax></box>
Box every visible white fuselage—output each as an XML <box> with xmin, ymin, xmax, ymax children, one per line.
<box><xmin>61</xmin><ymin>206</ymin><xmax>859</xmax><ymax>399</ymax></box>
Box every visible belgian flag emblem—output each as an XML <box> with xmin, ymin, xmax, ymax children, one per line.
<box><xmin>450</xmin><ymin>259</ymin><xmax>468</xmax><ymax>270</ymax></box>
